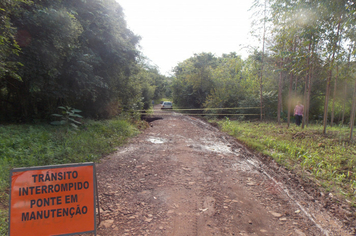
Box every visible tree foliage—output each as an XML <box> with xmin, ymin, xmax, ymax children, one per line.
<box><xmin>0</xmin><ymin>0</ymin><xmax>168</xmax><ymax>121</ymax></box>
<box><xmin>4</xmin><ymin>0</ymin><xmax>356</xmax><ymax>135</ymax></box>
<box><xmin>0</xmin><ymin>0</ymin><xmax>31</xmax><ymax>82</ymax></box>
<box><xmin>170</xmin><ymin>0</ymin><xmax>356</xmax><ymax>130</ymax></box>
<box><xmin>171</xmin><ymin>52</ymin><xmax>278</xmax><ymax>118</ymax></box>
<box><xmin>172</xmin><ymin>52</ymin><xmax>217</xmax><ymax>109</ymax></box>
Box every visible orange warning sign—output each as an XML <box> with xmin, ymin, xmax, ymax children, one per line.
<box><xmin>9</xmin><ymin>163</ymin><xmax>96</xmax><ymax>236</ymax></box>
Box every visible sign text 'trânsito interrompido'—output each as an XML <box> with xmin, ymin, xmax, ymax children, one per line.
<box><xmin>9</xmin><ymin>163</ymin><xmax>96</xmax><ymax>236</ymax></box>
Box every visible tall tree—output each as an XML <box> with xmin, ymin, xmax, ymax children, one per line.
<box><xmin>251</xmin><ymin>0</ymin><xmax>270</xmax><ymax>121</ymax></box>
<box><xmin>1</xmin><ymin>0</ymin><xmax>142</xmax><ymax>120</ymax></box>
<box><xmin>350</xmin><ymin>78</ymin><xmax>356</xmax><ymax>140</ymax></box>
<box><xmin>172</xmin><ymin>53</ymin><xmax>217</xmax><ymax>109</ymax></box>
<box><xmin>0</xmin><ymin>0</ymin><xmax>32</xmax><ymax>112</ymax></box>
<box><xmin>277</xmin><ymin>61</ymin><xmax>283</xmax><ymax>125</ymax></box>
<box><xmin>259</xmin><ymin>0</ymin><xmax>267</xmax><ymax>121</ymax></box>
<box><xmin>322</xmin><ymin>0</ymin><xmax>348</xmax><ymax>134</ymax></box>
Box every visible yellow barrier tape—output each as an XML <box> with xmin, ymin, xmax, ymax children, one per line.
<box><xmin>134</xmin><ymin>107</ymin><xmax>261</xmax><ymax>112</ymax></box>
<box><xmin>139</xmin><ymin>113</ymin><xmax>259</xmax><ymax>116</ymax></box>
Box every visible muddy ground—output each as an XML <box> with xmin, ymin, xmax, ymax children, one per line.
<box><xmin>92</xmin><ymin>106</ymin><xmax>354</xmax><ymax>236</ymax></box>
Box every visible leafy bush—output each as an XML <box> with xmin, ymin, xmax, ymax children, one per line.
<box><xmin>51</xmin><ymin>106</ymin><xmax>83</xmax><ymax>132</ymax></box>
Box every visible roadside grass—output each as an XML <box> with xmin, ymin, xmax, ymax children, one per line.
<box><xmin>0</xmin><ymin>117</ymin><xmax>140</xmax><ymax>234</ymax></box>
<box><xmin>218</xmin><ymin>118</ymin><xmax>356</xmax><ymax>205</ymax></box>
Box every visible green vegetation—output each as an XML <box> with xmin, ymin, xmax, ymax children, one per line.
<box><xmin>50</xmin><ymin>106</ymin><xmax>83</xmax><ymax>132</ymax></box>
<box><xmin>0</xmin><ymin>117</ymin><xmax>139</xmax><ymax>231</ymax></box>
<box><xmin>0</xmin><ymin>0</ymin><xmax>172</xmax><ymax>121</ymax></box>
<box><xmin>0</xmin><ymin>117</ymin><xmax>141</xmax><ymax>234</ymax></box>
<box><xmin>170</xmin><ymin>0</ymin><xmax>356</xmax><ymax>138</ymax></box>
<box><xmin>220</xmin><ymin>119</ymin><xmax>356</xmax><ymax>204</ymax></box>
<box><xmin>171</xmin><ymin>52</ymin><xmax>280</xmax><ymax>118</ymax></box>
<box><xmin>2</xmin><ymin>0</ymin><xmax>356</xmax><ymax>230</ymax></box>
<box><xmin>0</xmin><ymin>118</ymin><xmax>138</xmax><ymax>187</ymax></box>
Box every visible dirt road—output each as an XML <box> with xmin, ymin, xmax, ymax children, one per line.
<box><xmin>94</xmin><ymin>106</ymin><xmax>352</xmax><ymax>236</ymax></box>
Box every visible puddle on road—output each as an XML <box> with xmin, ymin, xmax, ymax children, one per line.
<box><xmin>147</xmin><ymin>137</ymin><xmax>167</xmax><ymax>144</ymax></box>
<box><xmin>187</xmin><ymin>142</ymin><xmax>233</xmax><ymax>154</ymax></box>
<box><xmin>203</xmin><ymin>143</ymin><xmax>232</xmax><ymax>154</ymax></box>
<box><xmin>232</xmin><ymin>162</ymin><xmax>254</xmax><ymax>172</ymax></box>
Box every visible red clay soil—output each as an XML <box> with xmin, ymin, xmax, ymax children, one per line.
<box><xmin>88</xmin><ymin>106</ymin><xmax>353</xmax><ymax>236</ymax></box>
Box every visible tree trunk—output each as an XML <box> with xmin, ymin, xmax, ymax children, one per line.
<box><xmin>278</xmin><ymin>62</ymin><xmax>283</xmax><ymax>125</ymax></box>
<box><xmin>323</xmin><ymin>59</ymin><xmax>333</xmax><ymax>134</ymax></box>
<box><xmin>260</xmin><ymin>78</ymin><xmax>263</xmax><ymax>121</ymax></box>
<box><xmin>306</xmin><ymin>40</ymin><xmax>315</xmax><ymax>127</ymax></box>
<box><xmin>342</xmin><ymin>82</ymin><xmax>347</xmax><ymax>125</ymax></box>
<box><xmin>288</xmin><ymin>72</ymin><xmax>293</xmax><ymax>128</ymax></box>
<box><xmin>323</xmin><ymin>20</ymin><xmax>341</xmax><ymax>134</ymax></box>
<box><xmin>295</xmin><ymin>76</ymin><xmax>298</xmax><ymax>97</ymax></box>
<box><xmin>350</xmin><ymin>79</ymin><xmax>356</xmax><ymax>140</ymax></box>
<box><xmin>306</xmin><ymin>64</ymin><xmax>313</xmax><ymax>127</ymax></box>
<box><xmin>331</xmin><ymin>63</ymin><xmax>339</xmax><ymax>126</ymax></box>
<box><xmin>342</xmin><ymin>50</ymin><xmax>351</xmax><ymax>125</ymax></box>
<box><xmin>302</xmin><ymin>42</ymin><xmax>311</xmax><ymax>129</ymax></box>
<box><xmin>302</xmin><ymin>76</ymin><xmax>308</xmax><ymax>129</ymax></box>
<box><xmin>302</xmin><ymin>75</ymin><xmax>308</xmax><ymax>129</ymax></box>
<box><xmin>260</xmin><ymin>0</ymin><xmax>267</xmax><ymax>121</ymax></box>
<box><xmin>287</xmin><ymin>40</ymin><xmax>296</xmax><ymax>128</ymax></box>
<box><xmin>331</xmin><ymin>34</ymin><xmax>343</xmax><ymax>127</ymax></box>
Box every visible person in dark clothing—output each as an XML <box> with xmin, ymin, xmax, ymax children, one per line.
<box><xmin>294</xmin><ymin>101</ymin><xmax>304</xmax><ymax>126</ymax></box>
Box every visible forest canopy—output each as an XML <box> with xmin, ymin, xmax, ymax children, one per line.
<box><xmin>2</xmin><ymin>0</ymin><xmax>356</xmax><ymax>135</ymax></box>
<box><xmin>171</xmin><ymin>0</ymin><xmax>356</xmax><ymax>134</ymax></box>
<box><xmin>0</xmin><ymin>0</ymin><xmax>170</xmax><ymax>121</ymax></box>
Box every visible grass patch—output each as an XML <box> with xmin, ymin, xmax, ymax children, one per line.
<box><xmin>0</xmin><ymin>117</ymin><xmax>140</xmax><ymax>234</ymax></box>
<box><xmin>219</xmin><ymin>118</ymin><xmax>356</xmax><ymax>204</ymax></box>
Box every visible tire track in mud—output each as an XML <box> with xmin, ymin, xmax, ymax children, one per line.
<box><xmin>185</xmin><ymin>115</ymin><xmax>351</xmax><ymax>235</ymax></box>
<box><xmin>92</xmin><ymin>110</ymin><xmax>352</xmax><ymax>236</ymax></box>
<box><xmin>167</xmin><ymin>152</ymin><xmax>201</xmax><ymax>236</ymax></box>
